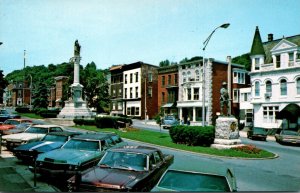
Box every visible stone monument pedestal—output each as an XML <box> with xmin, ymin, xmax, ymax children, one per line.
<box><xmin>211</xmin><ymin>116</ymin><xmax>243</xmax><ymax>149</ymax></box>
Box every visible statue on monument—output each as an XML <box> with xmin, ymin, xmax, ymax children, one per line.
<box><xmin>74</xmin><ymin>40</ymin><xmax>81</xmax><ymax>56</ymax></box>
<box><xmin>220</xmin><ymin>81</ymin><xmax>229</xmax><ymax>116</ymax></box>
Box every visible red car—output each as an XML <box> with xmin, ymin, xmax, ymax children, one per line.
<box><xmin>0</xmin><ymin>119</ymin><xmax>32</xmax><ymax>134</ymax></box>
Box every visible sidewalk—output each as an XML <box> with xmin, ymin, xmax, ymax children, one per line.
<box><xmin>0</xmin><ymin>148</ymin><xmax>57</xmax><ymax>192</ymax></box>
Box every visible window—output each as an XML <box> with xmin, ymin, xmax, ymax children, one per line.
<box><xmin>168</xmin><ymin>75</ymin><xmax>171</xmax><ymax>85</ymax></box>
<box><xmin>162</xmin><ymin>92</ymin><xmax>165</xmax><ymax>103</ymax></box>
<box><xmin>130</xmin><ymin>88</ymin><xmax>133</xmax><ymax>98</ymax></box>
<box><xmin>162</xmin><ymin>76</ymin><xmax>165</xmax><ymax>86</ymax></box>
<box><xmin>127</xmin><ymin>107</ymin><xmax>131</xmax><ymax>115</ymax></box>
<box><xmin>130</xmin><ymin>73</ymin><xmax>133</xmax><ymax>83</ymax></box>
<box><xmin>112</xmin><ymin>89</ymin><xmax>116</xmax><ymax>97</ymax></box>
<box><xmin>118</xmin><ymin>102</ymin><xmax>122</xmax><ymax>110</ymax></box>
<box><xmin>297</xmin><ymin>78</ymin><xmax>300</xmax><ymax>95</ymax></box>
<box><xmin>130</xmin><ymin>107</ymin><xmax>135</xmax><ymax>116</ymax></box>
<box><xmin>255</xmin><ymin>81</ymin><xmax>260</xmax><ymax>97</ymax></box>
<box><xmin>135</xmin><ymin>107</ymin><xmax>139</xmax><ymax>116</ymax></box>
<box><xmin>266</xmin><ymin>81</ymin><xmax>272</xmax><ymax>94</ymax></box>
<box><xmin>135</xmin><ymin>72</ymin><xmax>139</xmax><ymax>82</ymax></box>
<box><xmin>194</xmin><ymin>88</ymin><xmax>199</xmax><ymax>100</ymax></box>
<box><xmin>174</xmin><ymin>74</ymin><xmax>178</xmax><ymax>84</ymax></box>
<box><xmin>148</xmin><ymin>86</ymin><xmax>152</xmax><ymax>97</ymax></box>
<box><xmin>135</xmin><ymin>87</ymin><xmax>138</xmax><ymax>98</ymax></box>
<box><xmin>182</xmin><ymin>72</ymin><xmax>186</xmax><ymax>83</ymax></box>
<box><xmin>233</xmin><ymin>89</ymin><xmax>239</xmax><ymax>103</ymax></box>
<box><xmin>280</xmin><ymin>79</ymin><xmax>287</xmax><ymax>96</ymax></box>
<box><xmin>288</xmin><ymin>53</ymin><xmax>294</xmax><ymax>66</ymax></box>
<box><xmin>187</xmin><ymin>88</ymin><xmax>191</xmax><ymax>100</ymax></box>
<box><xmin>255</xmin><ymin>58</ymin><xmax>260</xmax><ymax>70</ymax></box>
<box><xmin>187</xmin><ymin>71</ymin><xmax>191</xmax><ymax>80</ymax></box>
<box><xmin>148</xmin><ymin>73</ymin><xmax>153</xmax><ymax>82</ymax></box>
<box><xmin>263</xmin><ymin>106</ymin><xmax>279</xmax><ymax>123</ymax></box>
<box><xmin>195</xmin><ymin>70</ymin><xmax>200</xmax><ymax>81</ymax></box>
<box><xmin>233</xmin><ymin>71</ymin><xmax>245</xmax><ymax>84</ymax></box>
<box><xmin>112</xmin><ymin>102</ymin><xmax>116</xmax><ymax>110</ymax></box>
<box><xmin>125</xmin><ymin>74</ymin><xmax>127</xmax><ymax>84</ymax></box>
<box><xmin>118</xmin><ymin>88</ymin><xmax>122</xmax><ymax>97</ymax></box>
<box><xmin>124</xmin><ymin>88</ymin><xmax>127</xmax><ymax>98</ymax></box>
<box><xmin>276</xmin><ymin>55</ymin><xmax>280</xmax><ymax>68</ymax></box>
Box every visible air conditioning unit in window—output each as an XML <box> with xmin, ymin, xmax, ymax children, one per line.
<box><xmin>265</xmin><ymin>92</ymin><xmax>272</xmax><ymax>98</ymax></box>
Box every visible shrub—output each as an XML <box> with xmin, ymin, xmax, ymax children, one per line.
<box><xmin>73</xmin><ymin>118</ymin><xmax>95</xmax><ymax>126</ymax></box>
<box><xmin>38</xmin><ymin>108</ymin><xmax>60</xmax><ymax>118</ymax></box>
<box><xmin>15</xmin><ymin>107</ymin><xmax>30</xmax><ymax>113</ymax></box>
<box><xmin>231</xmin><ymin>145</ymin><xmax>262</xmax><ymax>154</ymax></box>
<box><xmin>169</xmin><ymin>125</ymin><xmax>215</xmax><ymax>146</ymax></box>
<box><xmin>95</xmin><ymin>116</ymin><xmax>132</xmax><ymax>129</ymax></box>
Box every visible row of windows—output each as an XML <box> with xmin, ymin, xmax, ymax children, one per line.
<box><xmin>182</xmin><ymin>70</ymin><xmax>202</xmax><ymax>83</ymax></box>
<box><xmin>254</xmin><ymin>78</ymin><xmax>300</xmax><ymax>97</ymax></box>
<box><xmin>254</xmin><ymin>52</ymin><xmax>300</xmax><ymax>70</ymax></box>
<box><xmin>161</xmin><ymin>74</ymin><xmax>178</xmax><ymax>86</ymax></box>
<box><xmin>124</xmin><ymin>87</ymin><xmax>152</xmax><ymax>99</ymax></box>
<box><xmin>111</xmin><ymin>102</ymin><xmax>123</xmax><ymax>111</ymax></box>
<box><xmin>183</xmin><ymin>88</ymin><xmax>200</xmax><ymax>101</ymax></box>
<box><xmin>124</xmin><ymin>72</ymin><xmax>153</xmax><ymax>84</ymax></box>
<box><xmin>126</xmin><ymin>107</ymin><xmax>140</xmax><ymax>116</ymax></box>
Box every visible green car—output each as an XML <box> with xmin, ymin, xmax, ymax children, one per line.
<box><xmin>32</xmin><ymin>132</ymin><xmax>127</xmax><ymax>179</ymax></box>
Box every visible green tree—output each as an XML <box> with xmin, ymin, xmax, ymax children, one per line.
<box><xmin>0</xmin><ymin>70</ymin><xmax>8</xmax><ymax>104</ymax></box>
<box><xmin>159</xmin><ymin>59</ymin><xmax>170</xmax><ymax>67</ymax></box>
<box><xmin>32</xmin><ymin>82</ymin><xmax>49</xmax><ymax>109</ymax></box>
<box><xmin>232</xmin><ymin>53</ymin><xmax>251</xmax><ymax>71</ymax></box>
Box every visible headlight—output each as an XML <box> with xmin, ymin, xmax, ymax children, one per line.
<box><xmin>21</xmin><ymin>140</ymin><xmax>28</xmax><ymax>144</ymax></box>
<box><xmin>68</xmin><ymin>165</ymin><xmax>79</xmax><ymax>170</ymax></box>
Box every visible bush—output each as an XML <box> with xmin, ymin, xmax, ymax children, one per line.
<box><xmin>95</xmin><ymin>116</ymin><xmax>132</xmax><ymax>129</ymax></box>
<box><xmin>37</xmin><ymin>108</ymin><xmax>60</xmax><ymax>118</ymax></box>
<box><xmin>15</xmin><ymin>107</ymin><xmax>30</xmax><ymax>113</ymax></box>
<box><xmin>73</xmin><ymin>118</ymin><xmax>95</xmax><ymax>126</ymax></box>
<box><xmin>169</xmin><ymin>125</ymin><xmax>215</xmax><ymax>146</ymax></box>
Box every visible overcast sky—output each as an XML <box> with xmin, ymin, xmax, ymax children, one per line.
<box><xmin>0</xmin><ymin>0</ymin><xmax>300</xmax><ymax>75</ymax></box>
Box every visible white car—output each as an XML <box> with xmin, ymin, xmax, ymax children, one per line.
<box><xmin>2</xmin><ymin>124</ymin><xmax>64</xmax><ymax>151</ymax></box>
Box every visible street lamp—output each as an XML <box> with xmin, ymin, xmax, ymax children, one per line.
<box><xmin>202</xmin><ymin>23</ymin><xmax>230</xmax><ymax>126</ymax></box>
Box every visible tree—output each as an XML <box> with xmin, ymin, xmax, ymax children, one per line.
<box><xmin>32</xmin><ymin>82</ymin><xmax>49</xmax><ymax>109</ymax></box>
<box><xmin>159</xmin><ymin>59</ymin><xmax>170</xmax><ymax>67</ymax></box>
<box><xmin>0</xmin><ymin>70</ymin><xmax>8</xmax><ymax>104</ymax></box>
<box><xmin>232</xmin><ymin>53</ymin><xmax>251</xmax><ymax>71</ymax></box>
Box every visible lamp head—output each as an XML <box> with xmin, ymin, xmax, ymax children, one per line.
<box><xmin>0</xmin><ymin>42</ymin><xmax>3</xmax><ymax>45</ymax></box>
<box><xmin>220</xmin><ymin>23</ymin><xmax>230</xmax><ymax>28</ymax></box>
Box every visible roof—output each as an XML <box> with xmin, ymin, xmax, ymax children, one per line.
<box><xmin>110</xmin><ymin>65</ymin><xmax>123</xmax><ymax>71</ymax></box>
<box><xmin>109</xmin><ymin>145</ymin><xmax>159</xmax><ymax>154</ymax></box>
<box><xmin>31</xmin><ymin>124</ymin><xmax>62</xmax><ymax>128</ymax></box>
<box><xmin>250</xmin><ymin>26</ymin><xmax>266</xmax><ymax>56</ymax></box>
<box><xmin>72</xmin><ymin>132</ymin><xmax>117</xmax><ymax>140</ymax></box>
<box><xmin>46</xmin><ymin>131</ymin><xmax>82</xmax><ymax>137</ymax></box>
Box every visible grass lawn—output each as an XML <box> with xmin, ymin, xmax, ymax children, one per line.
<box><xmin>74</xmin><ymin>125</ymin><xmax>276</xmax><ymax>159</ymax></box>
<box><xmin>19</xmin><ymin>113</ymin><xmax>43</xmax><ymax>119</ymax></box>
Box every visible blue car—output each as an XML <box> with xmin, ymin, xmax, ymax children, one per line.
<box><xmin>13</xmin><ymin>131</ymin><xmax>82</xmax><ymax>164</ymax></box>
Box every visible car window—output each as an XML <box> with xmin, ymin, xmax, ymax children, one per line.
<box><xmin>281</xmin><ymin>130</ymin><xmax>298</xmax><ymax>135</ymax></box>
<box><xmin>63</xmin><ymin>139</ymin><xmax>100</xmax><ymax>151</ymax></box>
<box><xmin>25</xmin><ymin>126</ymin><xmax>48</xmax><ymax>134</ymax></box>
<box><xmin>111</xmin><ymin>135</ymin><xmax>122</xmax><ymax>144</ymax></box>
<box><xmin>3</xmin><ymin>120</ymin><xmax>19</xmax><ymax>125</ymax></box>
<box><xmin>42</xmin><ymin>134</ymin><xmax>68</xmax><ymax>142</ymax></box>
<box><xmin>49</xmin><ymin>127</ymin><xmax>63</xmax><ymax>132</ymax></box>
<box><xmin>153</xmin><ymin>151</ymin><xmax>162</xmax><ymax>163</ymax></box>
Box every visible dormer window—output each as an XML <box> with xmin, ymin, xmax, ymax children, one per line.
<box><xmin>255</xmin><ymin>58</ymin><xmax>260</xmax><ymax>70</ymax></box>
<box><xmin>276</xmin><ymin>55</ymin><xmax>281</xmax><ymax>68</ymax></box>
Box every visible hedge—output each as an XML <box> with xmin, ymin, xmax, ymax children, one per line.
<box><xmin>169</xmin><ymin>125</ymin><xmax>215</xmax><ymax>146</ymax></box>
<box><xmin>73</xmin><ymin>119</ymin><xmax>96</xmax><ymax>126</ymax></box>
<box><xmin>95</xmin><ymin>116</ymin><xmax>132</xmax><ymax>129</ymax></box>
<box><xmin>15</xmin><ymin>107</ymin><xmax>30</xmax><ymax>113</ymax></box>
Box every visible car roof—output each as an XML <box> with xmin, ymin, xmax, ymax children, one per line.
<box><xmin>45</xmin><ymin>131</ymin><xmax>82</xmax><ymax>137</ymax></box>
<box><xmin>5</xmin><ymin>118</ymin><xmax>31</xmax><ymax>121</ymax></box>
<box><xmin>109</xmin><ymin>145</ymin><xmax>159</xmax><ymax>154</ymax></box>
<box><xmin>71</xmin><ymin>132</ymin><xmax>116</xmax><ymax>140</ymax></box>
<box><xmin>30</xmin><ymin>124</ymin><xmax>63</xmax><ymax>128</ymax></box>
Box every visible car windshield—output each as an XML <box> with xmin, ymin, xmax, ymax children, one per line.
<box><xmin>3</xmin><ymin>120</ymin><xmax>20</xmax><ymax>125</ymax></box>
<box><xmin>164</xmin><ymin>116</ymin><xmax>175</xmax><ymax>120</ymax></box>
<box><xmin>157</xmin><ymin>170</ymin><xmax>230</xmax><ymax>192</ymax></box>
<box><xmin>25</xmin><ymin>126</ymin><xmax>48</xmax><ymax>134</ymax></box>
<box><xmin>99</xmin><ymin>151</ymin><xmax>147</xmax><ymax>171</ymax></box>
<box><xmin>63</xmin><ymin>139</ymin><xmax>99</xmax><ymax>151</ymax></box>
<box><xmin>42</xmin><ymin>134</ymin><xmax>68</xmax><ymax>142</ymax></box>
<box><xmin>281</xmin><ymin>130</ymin><xmax>299</xmax><ymax>136</ymax></box>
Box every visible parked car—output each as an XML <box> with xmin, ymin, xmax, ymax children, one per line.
<box><xmin>2</xmin><ymin>122</ymin><xmax>33</xmax><ymax>135</ymax></box>
<box><xmin>13</xmin><ymin>131</ymin><xmax>82</xmax><ymax>163</ymax></box>
<box><xmin>0</xmin><ymin>109</ymin><xmax>21</xmax><ymax>122</ymax></box>
<box><xmin>275</xmin><ymin>129</ymin><xmax>300</xmax><ymax>145</ymax></box>
<box><xmin>152</xmin><ymin>167</ymin><xmax>237</xmax><ymax>192</ymax></box>
<box><xmin>0</xmin><ymin>118</ymin><xmax>32</xmax><ymax>135</ymax></box>
<box><xmin>2</xmin><ymin>124</ymin><xmax>64</xmax><ymax>150</ymax></box>
<box><xmin>161</xmin><ymin>115</ymin><xmax>179</xmax><ymax>129</ymax></box>
<box><xmin>67</xmin><ymin>145</ymin><xmax>174</xmax><ymax>192</ymax></box>
<box><xmin>247</xmin><ymin>127</ymin><xmax>267</xmax><ymax>141</ymax></box>
<box><xmin>32</xmin><ymin>132</ymin><xmax>127</xmax><ymax>179</ymax></box>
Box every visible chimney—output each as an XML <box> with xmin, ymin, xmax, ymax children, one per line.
<box><xmin>268</xmin><ymin>33</ymin><xmax>273</xmax><ymax>41</ymax></box>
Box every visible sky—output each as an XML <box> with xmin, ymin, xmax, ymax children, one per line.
<box><xmin>0</xmin><ymin>0</ymin><xmax>300</xmax><ymax>76</ymax></box>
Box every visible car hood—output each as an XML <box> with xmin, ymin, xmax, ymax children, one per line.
<box><xmin>2</xmin><ymin>133</ymin><xmax>45</xmax><ymax>141</ymax></box>
<box><xmin>37</xmin><ymin>148</ymin><xmax>101</xmax><ymax>165</ymax></box>
<box><xmin>81</xmin><ymin>167</ymin><xmax>146</xmax><ymax>190</ymax></box>
<box><xmin>14</xmin><ymin>141</ymin><xmax>65</xmax><ymax>152</ymax></box>
<box><xmin>0</xmin><ymin>125</ymin><xmax>15</xmax><ymax>131</ymax></box>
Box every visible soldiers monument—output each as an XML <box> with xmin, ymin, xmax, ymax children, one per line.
<box><xmin>58</xmin><ymin>40</ymin><xmax>93</xmax><ymax>119</ymax></box>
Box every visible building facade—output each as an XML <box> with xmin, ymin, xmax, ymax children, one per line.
<box><xmin>249</xmin><ymin>26</ymin><xmax>300</xmax><ymax>130</ymax></box>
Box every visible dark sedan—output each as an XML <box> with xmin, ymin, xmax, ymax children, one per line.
<box><xmin>13</xmin><ymin>131</ymin><xmax>82</xmax><ymax>163</ymax></box>
<box><xmin>247</xmin><ymin>127</ymin><xmax>267</xmax><ymax>141</ymax></box>
<box><xmin>67</xmin><ymin>146</ymin><xmax>174</xmax><ymax>192</ymax></box>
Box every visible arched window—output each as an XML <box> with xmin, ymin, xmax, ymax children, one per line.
<box><xmin>182</xmin><ymin>72</ymin><xmax>186</xmax><ymax>83</ymax></box>
<box><xmin>255</xmin><ymin>81</ymin><xmax>260</xmax><ymax>97</ymax></box>
<box><xmin>187</xmin><ymin>71</ymin><xmax>191</xmax><ymax>80</ymax></box>
<box><xmin>266</xmin><ymin>81</ymin><xmax>272</xmax><ymax>93</ymax></box>
<box><xmin>297</xmin><ymin>78</ymin><xmax>300</xmax><ymax>95</ymax></box>
<box><xmin>195</xmin><ymin>70</ymin><xmax>200</xmax><ymax>81</ymax></box>
<box><xmin>280</xmin><ymin>79</ymin><xmax>287</xmax><ymax>96</ymax></box>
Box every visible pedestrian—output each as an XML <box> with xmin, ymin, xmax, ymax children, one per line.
<box><xmin>187</xmin><ymin>116</ymin><xmax>190</xmax><ymax>125</ymax></box>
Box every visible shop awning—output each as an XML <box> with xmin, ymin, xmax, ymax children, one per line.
<box><xmin>276</xmin><ymin>103</ymin><xmax>300</xmax><ymax>119</ymax></box>
<box><xmin>162</xmin><ymin>103</ymin><xmax>173</xmax><ymax>108</ymax></box>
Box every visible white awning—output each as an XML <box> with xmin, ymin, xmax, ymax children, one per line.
<box><xmin>162</xmin><ymin>103</ymin><xmax>173</xmax><ymax>108</ymax></box>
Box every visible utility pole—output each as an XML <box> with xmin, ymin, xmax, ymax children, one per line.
<box><xmin>23</xmin><ymin>50</ymin><xmax>26</xmax><ymax>106</ymax></box>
